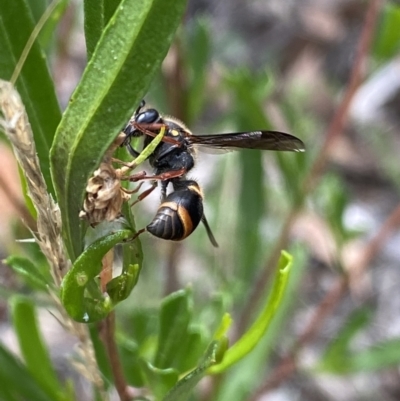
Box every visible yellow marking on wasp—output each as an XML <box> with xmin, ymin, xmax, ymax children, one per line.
<box><xmin>158</xmin><ymin>201</ymin><xmax>178</xmax><ymax>211</ymax></box>
<box><xmin>177</xmin><ymin>206</ymin><xmax>194</xmax><ymax>239</ymax></box>
<box><xmin>187</xmin><ymin>184</ymin><xmax>203</xmax><ymax>198</ymax></box>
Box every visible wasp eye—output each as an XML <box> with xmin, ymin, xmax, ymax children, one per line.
<box><xmin>136</xmin><ymin>109</ymin><xmax>160</xmax><ymax>124</ymax></box>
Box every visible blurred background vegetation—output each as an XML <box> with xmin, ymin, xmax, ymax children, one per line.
<box><xmin>1</xmin><ymin>0</ymin><xmax>400</xmax><ymax>400</ymax></box>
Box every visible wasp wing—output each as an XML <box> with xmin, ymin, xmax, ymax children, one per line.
<box><xmin>188</xmin><ymin>131</ymin><xmax>305</xmax><ymax>152</ymax></box>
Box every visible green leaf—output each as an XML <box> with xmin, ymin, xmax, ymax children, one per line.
<box><xmin>373</xmin><ymin>3</ymin><xmax>400</xmax><ymax>60</ymax></box>
<box><xmin>60</xmin><ymin>228</ymin><xmax>134</xmax><ymax>322</ymax></box>
<box><xmin>349</xmin><ymin>338</ymin><xmax>400</xmax><ymax>372</ymax></box>
<box><xmin>215</xmin><ymin>246</ymin><xmax>307</xmax><ymax>401</ymax></box>
<box><xmin>4</xmin><ymin>255</ymin><xmax>50</xmax><ymax>291</ymax></box>
<box><xmin>238</xmin><ymin>148</ymin><xmax>264</xmax><ymax>279</ymax></box>
<box><xmin>0</xmin><ymin>0</ymin><xmax>62</xmax><ymax>196</ymax></box>
<box><xmin>154</xmin><ymin>289</ymin><xmax>192</xmax><ymax>369</ymax></box>
<box><xmin>50</xmin><ymin>0</ymin><xmax>188</xmax><ymax>260</ymax></box>
<box><xmin>162</xmin><ymin>339</ymin><xmax>227</xmax><ymax>401</ymax></box>
<box><xmin>0</xmin><ymin>343</ymin><xmax>55</xmax><ymax>401</ymax></box>
<box><xmin>37</xmin><ymin>0</ymin><xmax>69</xmax><ymax>50</ymax></box>
<box><xmin>208</xmin><ymin>250</ymin><xmax>293</xmax><ymax>374</ymax></box>
<box><xmin>225</xmin><ymin>68</ymin><xmax>275</xmax><ymax>281</ymax></box>
<box><xmin>275</xmin><ymin>151</ymin><xmax>306</xmax><ymax>206</ymax></box>
<box><xmin>83</xmin><ymin>0</ymin><xmax>122</xmax><ymax>59</ymax></box>
<box><xmin>26</xmin><ymin>0</ymin><xmax>47</xmax><ymax>23</ymax></box>
<box><xmin>11</xmin><ymin>296</ymin><xmax>67</xmax><ymax>401</ymax></box>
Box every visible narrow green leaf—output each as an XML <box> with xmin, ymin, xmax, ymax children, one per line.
<box><xmin>275</xmin><ymin>151</ymin><xmax>306</xmax><ymax>206</ymax></box>
<box><xmin>5</xmin><ymin>255</ymin><xmax>50</xmax><ymax>291</ymax></box>
<box><xmin>213</xmin><ymin>313</ymin><xmax>233</xmax><ymax>339</ymax></box>
<box><xmin>0</xmin><ymin>385</ymin><xmax>18</xmax><ymax>401</ymax></box>
<box><xmin>0</xmin><ymin>0</ymin><xmax>61</xmax><ymax>196</ymax></box>
<box><xmin>373</xmin><ymin>3</ymin><xmax>400</xmax><ymax>60</ymax></box>
<box><xmin>84</xmin><ymin>0</ymin><xmax>122</xmax><ymax>59</ymax></box>
<box><xmin>0</xmin><ymin>343</ymin><xmax>55</xmax><ymax>401</ymax></box>
<box><xmin>162</xmin><ymin>339</ymin><xmax>227</xmax><ymax>401</ymax></box>
<box><xmin>83</xmin><ymin>0</ymin><xmax>105</xmax><ymax>59</ymax></box>
<box><xmin>51</xmin><ymin>0</ymin><xmax>187</xmax><ymax>260</ymax></box>
<box><xmin>216</xmin><ymin>246</ymin><xmax>307</xmax><ymax>401</ymax></box>
<box><xmin>238</xmin><ymin>149</ymin><xmax>264</xmax><ymax>279</ymax></box>
<box><xmin>154</xmin><ymin>289</ymin><xmax>192</xmax><ymax>369</ymax></box>
<box><xmin>349</xmin><ymin>338</ymin><xmax>400</xmax><ymax>372</ymax></box>
<box><xmin>26</xmin><ymin>0</ymin><xmax>47</xmax><ymax>23</ymax></box>
<box><xmin>37</xmin><ymin>0</ymin><xmax>69</xmax><ymax>50</ymax></box>
<box><xmin>225</xmin><ymin>69</ymin><xmax>275</xmax><ymax>281</ymax></box>
<box><xmin>11</xmin><ymin>296</ymin><xmax>66</xmax><ymax>401</ymax></box>
<box><xmin>208</xmin><ymin>251</ymin><xmax>293</xmax><ymax>374</ymax></box>
<box><xmin>60</xmin><ymin>228</ymin><xmax>134</xmax><ymax>322</ymax></box>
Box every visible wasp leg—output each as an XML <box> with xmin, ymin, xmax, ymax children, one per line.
<box><xmin>126</xmin><ymin>167</ymin><xmax>186</xmax><ymax>183</ymax></box>
<box><xmin>130</xmin><ymin>181</ymin><xmax>158</xmax><ymax>207</ymax></box>
<box><xmin>121</xmin><ymin>181</ymin><xmax>145</xmax><ymax>195</ymax></box>
<box><xmin>120</xmin><ymin>170</ymin><xmax>148</xmax><ymax>181</ymax></box>
<box><xmin>129</xmin><ymin>227</ymin><xmax>147</xmax><ymax>242</ymax></box>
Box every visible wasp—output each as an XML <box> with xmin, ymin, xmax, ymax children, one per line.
<box><xmin>123</xmin><ymin>101</ymin><xmax>305</xmax><ymax>247</ymax></box>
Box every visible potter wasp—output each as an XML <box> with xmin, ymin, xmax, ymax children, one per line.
<box><xmin>123</xmin><ymin>101</ymin><xmax>305</xmax><ymax>247</ymax></box>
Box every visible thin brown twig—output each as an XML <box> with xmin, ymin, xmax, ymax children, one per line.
<box><xmin>102</xmin><ymin>312</ymin><xmax>133</xmax><ymax>401</ymax></box>
<box><xmin>237</xmin><ymin>0</ymin><xmax>383</xmax><ymax>336</ymax></box>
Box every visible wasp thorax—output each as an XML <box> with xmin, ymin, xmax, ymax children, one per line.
<box><xmin>79</xmin><ymin>163</ymin><xmax>130</xmax><ymax>226</ymax></box>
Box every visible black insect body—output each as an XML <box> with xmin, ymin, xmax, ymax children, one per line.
<box><xmin>123</xmin><ymin>101</ymin><xmax>305</xmax><ymax>247</ymax></box>
<box><xmin>146</xmin><ymin>179</ymin><xmax>217</xmax><ymax>247</ymax></box>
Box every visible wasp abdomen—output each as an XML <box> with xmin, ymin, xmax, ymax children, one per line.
<box><xmin>147</xmin><ymin>182</ymin><xmax>204</xmax><ymax>241</ymax></box>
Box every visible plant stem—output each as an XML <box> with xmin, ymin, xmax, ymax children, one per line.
<box><xmin>103</xmin><ymin>312</ymin><xmax>132</xmax><ymax>401</ymax></box>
